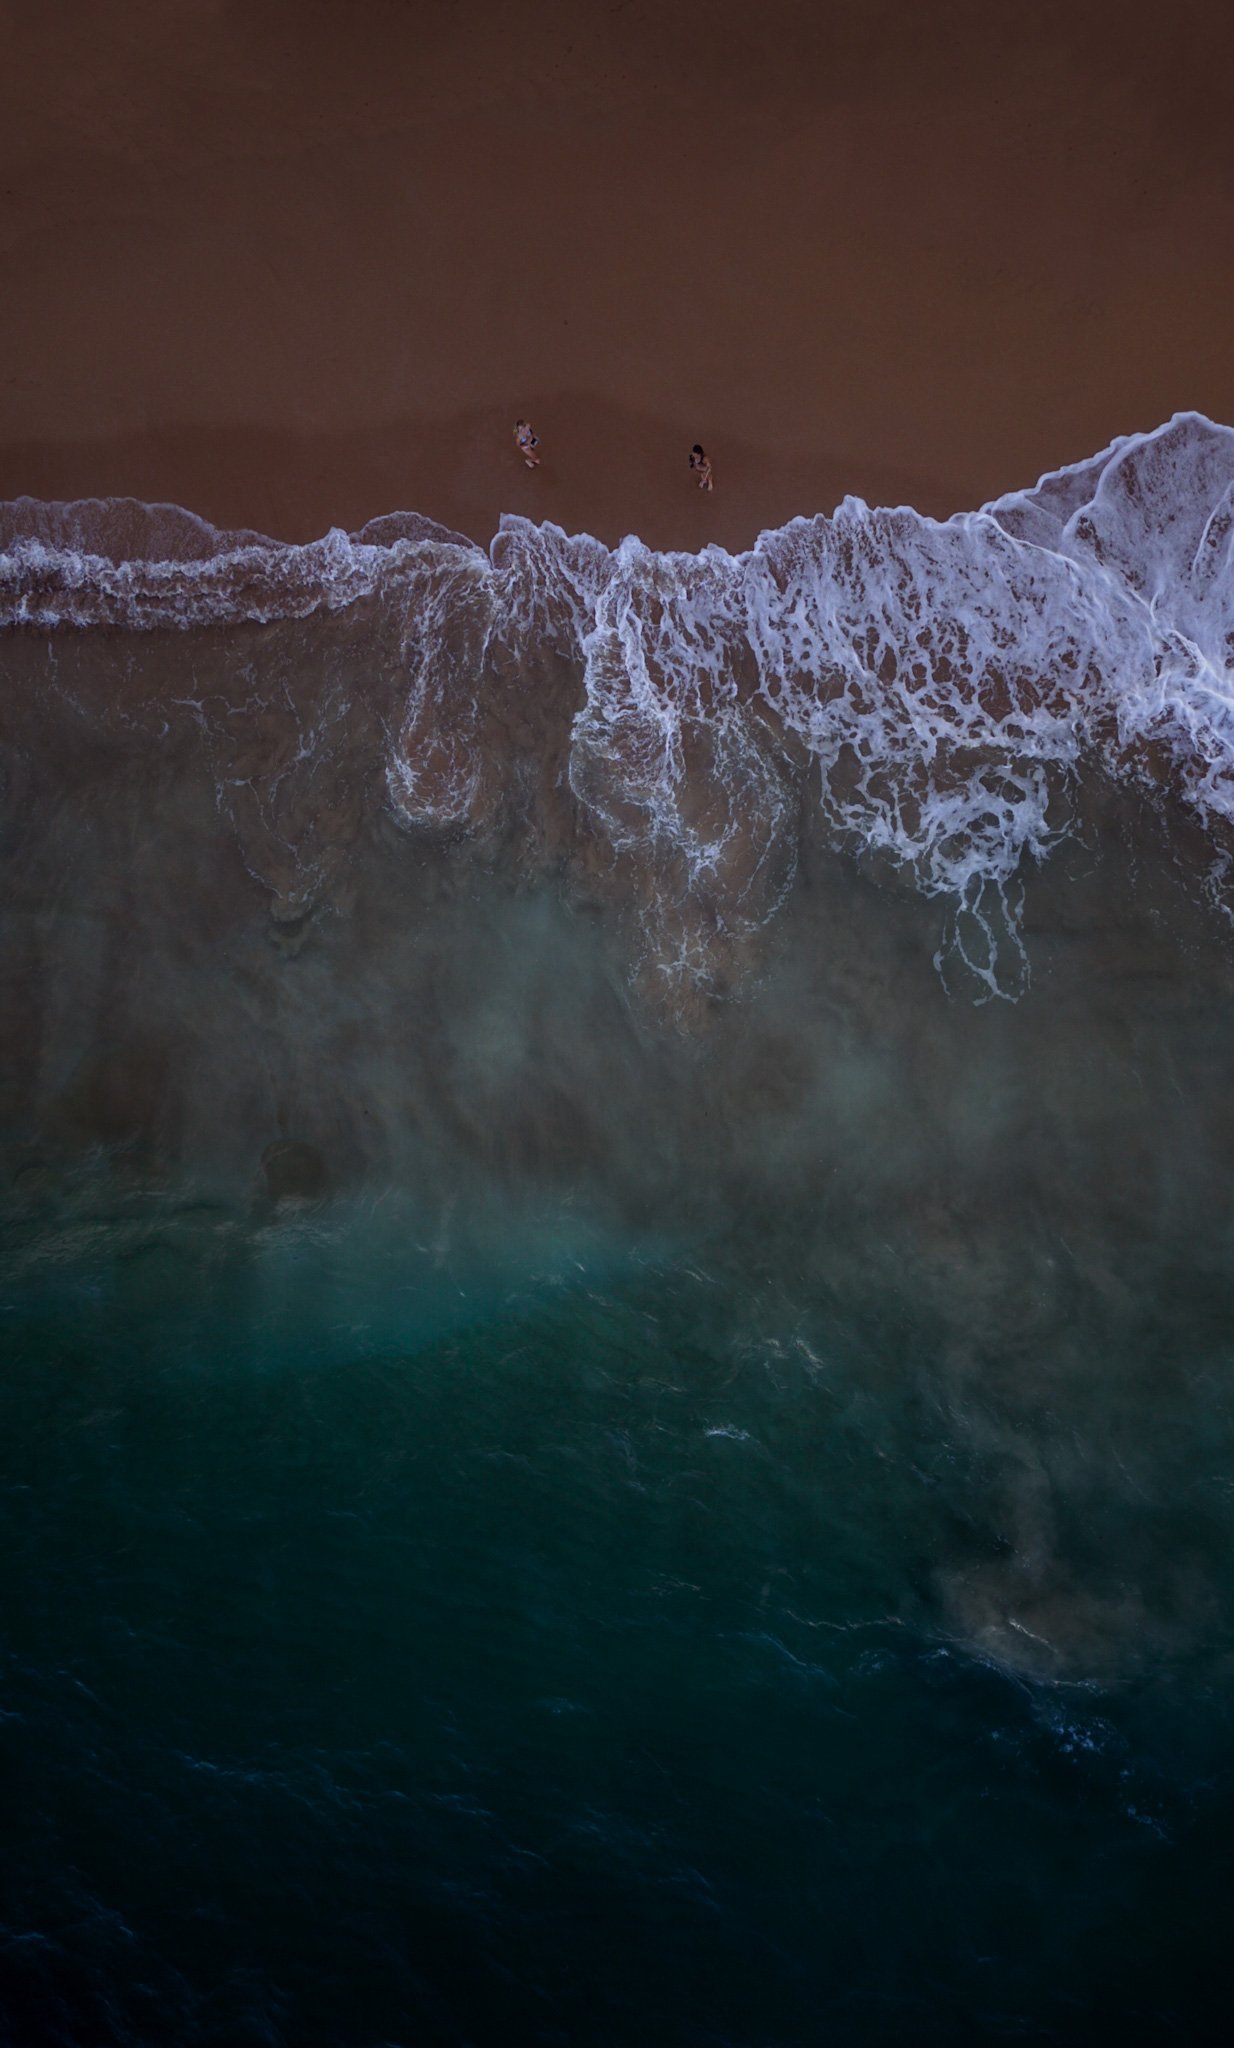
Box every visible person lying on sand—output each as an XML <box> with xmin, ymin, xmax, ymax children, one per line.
<box><xmin>514</xmin><ymin>419</ymin><xmax>541</xmax><ymax>469</ymax></box>
<box><xmin>689</xmin><ymin>444</ymin><xmax>713</xmax><ymax>492</ymax></box>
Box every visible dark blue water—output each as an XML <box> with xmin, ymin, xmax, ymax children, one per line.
<box><xmin>4</xmin><ymin>1188</ymin><xmax>1234</xmax><ymax>2046</ymax></box>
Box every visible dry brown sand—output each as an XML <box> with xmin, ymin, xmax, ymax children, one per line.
<box><xmin>2</xmin><ymin>0</ymin><xmax>1233</xmax><ymax>551</ymax></box>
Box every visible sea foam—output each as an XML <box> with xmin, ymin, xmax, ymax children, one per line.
<box><xmin>3</xmin><ymin>413</ymin><xmax>1233</xmax><ymax>997</ymax></box>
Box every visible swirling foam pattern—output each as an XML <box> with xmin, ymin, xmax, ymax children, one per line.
<box><xmin>4</xmin><ymin>413</ymin><xmax>1233</xmax><ymax>998</ymax></box>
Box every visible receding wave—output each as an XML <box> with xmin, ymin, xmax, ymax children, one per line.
<box><xmin>4</xmin><ymin>411</ymin><xmax>1233</xmax><ymax>1001</ymax></box>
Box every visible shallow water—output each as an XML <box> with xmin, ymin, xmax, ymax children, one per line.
<box><xmin>4</xmin><ymin>429</ymin><xmax>1234</xmax><ymax>2041</ymax></box>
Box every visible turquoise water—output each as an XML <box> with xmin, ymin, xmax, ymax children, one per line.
<box><xmin>6</xmin><ymin>781</ymin><xmax>1234</xmax><ymax>2043</ymax></box>
<box><xmin>4</xmin><ymin>1203</ymin><xmax>1234</xmax><ymax>2046</ymax></box>
<box><xmin>6</xmin><ymin>462</ymin><xmax>1234</xmax><ymax>2039</ymax></box>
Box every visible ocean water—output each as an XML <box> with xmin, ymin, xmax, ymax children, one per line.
<box><xmin>4</xmin><ymin>416</ymin><xmax>1234</xmax><ymax>2043</ymax></box>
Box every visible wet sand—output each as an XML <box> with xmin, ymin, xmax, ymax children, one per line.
<box><xmin>2</xmin><ymin>0</ymin><xmax>1233</xmax><ymax>549</ymax></box>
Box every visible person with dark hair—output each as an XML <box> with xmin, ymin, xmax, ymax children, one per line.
<box><xmin>514</xmin><ymin>419</ymin><xmax>541</xmax><ymax>469</ymax></box>
<box><xmin>689</xmin><ymin>444</ymin><xmax>713</xmax><ymax>492</ymax></box>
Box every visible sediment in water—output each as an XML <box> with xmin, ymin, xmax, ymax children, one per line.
<box><xmin>4</xmin><ymin>417</ymin><xmax>1234</xmax><ymax>1695</ymax></box>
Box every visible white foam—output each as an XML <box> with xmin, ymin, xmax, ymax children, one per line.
<box><xmin>5</xmin><ymin>414</ymin><xmax>1234</xmax><ymax>993</ymax></box>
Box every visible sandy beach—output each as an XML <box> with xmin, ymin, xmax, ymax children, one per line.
<box><xmin>2</xmin><ymin>0</ymin><xmax>1233</xmax><ymax>550</ymax></box>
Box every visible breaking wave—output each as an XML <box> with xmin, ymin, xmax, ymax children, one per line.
<box><xmin>3</xmin><ymin>412</ymin><xmax>1233</xmax><ymax>1001</ymax></box>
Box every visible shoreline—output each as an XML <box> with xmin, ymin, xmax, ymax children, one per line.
<box><xmin>4</xmin><ymin>406</ymin><xmax>1213</xmax><ymax>565</ymax></box>
<box><xmin>0</xmin><ymin>397</ymin><xmax>976</xmax><ymax>557</ymax></box>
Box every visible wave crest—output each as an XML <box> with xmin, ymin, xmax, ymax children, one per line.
<box><xmin>4</xmin><ymin>413</ymin><xmax>1233</xmax><ymax>1000</ymax></box>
